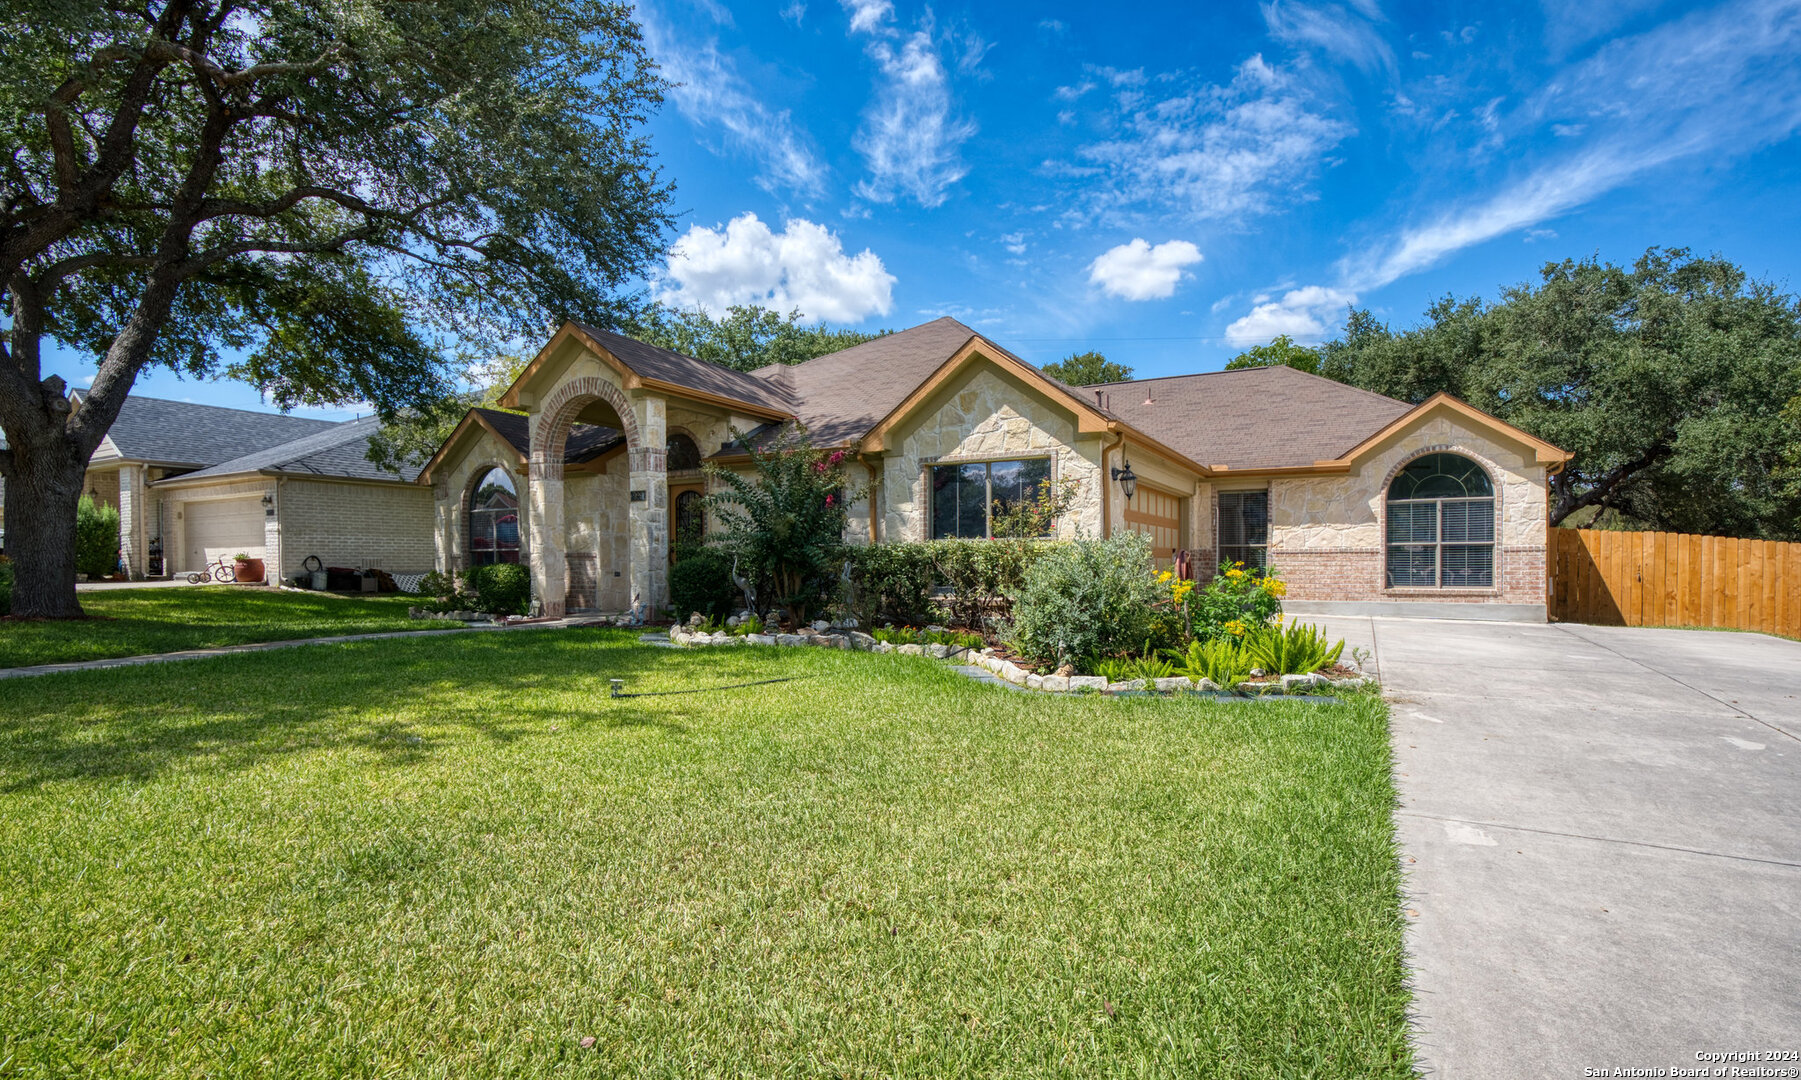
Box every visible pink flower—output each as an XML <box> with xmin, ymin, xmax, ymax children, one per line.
<box><xmin>825</xmin><ymin>493</ymin><xmax>836</xmax><ymax>506</ymax></box>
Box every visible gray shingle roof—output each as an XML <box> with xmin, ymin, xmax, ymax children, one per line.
<box><xmin>84</xmin><ymin>394</ymin><xmax>342</xmax><ymax>466</ymax></box>
<box><xmin>573</xmin><ymin>324</ymin><xmax>794</xmax><ymax>414</ymax></box>
<box><xmin>1088</xmin><ymin>365</ymin><xmax>1414</xmax><ymax>470</ymax></box>
<box><xmin>160</xmin><ymin>416</ymin><xmax>419</xmax><ymax>484</ymax></box>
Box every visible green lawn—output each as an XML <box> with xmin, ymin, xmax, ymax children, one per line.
<box><xmin>0</xmin><ymin>631</ymin><xmax>1412</xmax><ymax>1077</ymax></box>
<box><xmin>0</xmin><ymin>586</ymin><xmax>441</xmax><ymax>668</ymax></box>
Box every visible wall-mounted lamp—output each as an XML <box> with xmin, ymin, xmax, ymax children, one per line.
<box><xmin>1111</xmin><ymin>457</ymin><xmax>1137</xmax><ymax>502</ymax></box>
<box><xmin>261</xmin><ymin>492</ymin><xmax>274</xmax><ymax>508</ymax></box>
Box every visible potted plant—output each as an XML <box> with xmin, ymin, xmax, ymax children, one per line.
<box><xmin>232</xmin><ymin>552</ymin><xmax>265</xmax><ymax>584</ymax></box>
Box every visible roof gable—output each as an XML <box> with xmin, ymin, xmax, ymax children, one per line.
<box><xmin>498</xmin><ymin>322</ymin><xmax>793</xmax><ymax>417</ymax></box>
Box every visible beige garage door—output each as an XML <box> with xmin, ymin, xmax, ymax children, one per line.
<box><xmin>1123</xmin><ymin>487</ymin><xmax>1184</xmax><ymax>569</ymax></box>
<box><xmin>184</xmin><ymin>497</ymin><xmax>265</xmax><ymax>572</ymax></box>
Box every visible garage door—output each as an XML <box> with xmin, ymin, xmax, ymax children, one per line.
<box><xmin>184</xmin><ymin>497</ymin><xmax>265</xmax><ymax>572</ymax></box>
<box><xmin>1123</xmin><ymin>487</ymin><xmax>1184</xmax><ymax>569</ymax></box>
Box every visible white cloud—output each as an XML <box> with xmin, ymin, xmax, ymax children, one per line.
<box><xmin>839</xmin><ymin>0</ymin><xmax>892</xmax><ymax>34</ymax></box>
<box><xmin>852</xmin><ymin>29</ymin><xmax>977</xmax><ymax>207</ymax></box>
<box><xmin>1225</xmin><ymin>0</ymin><xmax>1801</xmax><ymax>340</ymax></box>
<box><xmin>1087</xmin><ymin>239</ymin><xmax>1204</xmax><ymax>301</ymax></box>
<box><xmin>780</xmin><ymin>1</ymin><xmax>806</xmax><ymax>25</ymax></box>
<box><xmin>1075</xmin><ymin>54</ymin><xmax>1353</xmax><ymax>223</ymax></box>
<box><xmin>1261</xmin><ymin>0</ymin><xmax>1396</xmax><ymax>76</ymax></box>
<box><xmin>659</xmin><ymin>213</ymin><xmax>896</xmax><ymax>323</ymax></box>
<box><xmin>1225</xmin><ymin>285</ymin><xmax>1355</xmax><ymax>345</ymax></box>
<box><xmin>1000</xmin><ymin>231</ymin><xmax>1028</xmax><ymax>254</ymax></box>
<box><xmin>640</xmin><ymin>18</ymin><xmax>826</xmax><ymax>198</ymax></box>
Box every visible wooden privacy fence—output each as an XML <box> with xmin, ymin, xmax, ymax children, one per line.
<box><xmin>1547</xmin><ymin>527</ymin><xmax>1801</xmax><ymax>637</ymax></box>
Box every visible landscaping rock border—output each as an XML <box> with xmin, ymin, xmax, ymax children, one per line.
<box><xmin>666</xmin><ymin>623</ymin><xmax>1376</xmax><ymax>696</ymax></box>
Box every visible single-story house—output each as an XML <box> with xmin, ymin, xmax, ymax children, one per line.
<box><xmin>7</xmin><ymin>393</ymin><xmax>436</xmax><ymax>581</ymax></box>
<box><xmin>419</xmin><ymin>317</ymin><xmax>1570</xmax><ymax>621</ymax></box>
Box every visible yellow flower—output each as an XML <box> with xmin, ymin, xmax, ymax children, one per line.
<box><xmin>1157</xmin><ymin>570</ymin><xmax>1173</xmax><ymax>583</ymax></box>
<box><xmin>1261</xmin><ymin>578</ymin><xmax>1287</xmax><ymax>597</ymax></box>
<box><xmin>1225</xmin><ymin>568</ymin><xmax>1244</xmax><ymax>580</ymax></box>
<box><xmin>1223</xmin><ymin>619</ymin><xmax>1246</xmax><ymax>636</ymax></box>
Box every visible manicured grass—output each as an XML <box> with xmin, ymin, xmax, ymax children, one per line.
<box><xmin>0</xmin><ymin>632</ymin><xmax>1412</xmax><ymax>1077</ymax></box>
<box><xmin>0</xmin><ymin>586</ymin><xmax>440</xmax><ymax>668</ymax></box>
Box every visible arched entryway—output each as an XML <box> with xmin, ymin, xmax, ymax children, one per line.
<box><xmin>528</xmin><ymin>376</ymin><xmax>668</xmax><ymax>617</ymax></box>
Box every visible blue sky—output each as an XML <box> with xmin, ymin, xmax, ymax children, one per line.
<box><xmin>57</xmin><ymin>0</ymin><xmax>1801</xmax><ymax>419</ymax></box>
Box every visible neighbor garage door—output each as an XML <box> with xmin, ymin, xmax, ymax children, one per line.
<box><xmin>184</xmin><ymin>497</ymin><xmax>265</xmax><ymax>572</ymax></box>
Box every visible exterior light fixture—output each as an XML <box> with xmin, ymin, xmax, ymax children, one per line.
<box><xmin>1111</xmin><ymin>457</ymin><xmax>1137</xmax><ymax>502</ymax></box>
<box><xmin>261</xmin><ymin>492</ymin><xmax>274</xmax><ymax>508</ymax></box>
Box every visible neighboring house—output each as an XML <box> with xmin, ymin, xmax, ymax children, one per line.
<box><xmin>420</xmin><ymin>317</ymin><xmax>1571</xmax><ymax>621</ymax></box>
<box><xmin>2</xmin><ymin>394</ymin><xmax>434</xmax><ymax>581</ymax></box>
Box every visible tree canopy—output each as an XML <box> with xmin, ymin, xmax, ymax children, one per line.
<box><xmin>1040</xmin><ymin>351</ymin><xmax>1132</xmax><ymax>386</ymax></box>
<box><xmin>626</xmin><ymin>304</ymin><xmax>886</xmax><ymax>373</ymax></box>
<box><xmin>0</xmin><ymin>0</ymin><xmax>672</xmax><ymax>616</ymax></box>
<box><xmin>1319</xmin><ymin>249</ymin><xmax>1801</xmax><ymax>539</ymax></box>
<box><xmin>1223</xmin><ymin>334</ymin><xmax>1322</xmax><ymax>375</ymax></box>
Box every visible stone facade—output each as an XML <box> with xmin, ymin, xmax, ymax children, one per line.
<box><xmin>1265</xmin><ymin>413</ymin><xmax>1550</xmax><ymax>612</ymax></box>
<box><xmin>882</xmin><ymin>367</ymin><xmax>1104</xmax><ymax>541</ymax></box>
<box><xmin>425</xmin><ymin>344</ymin><xmax>1556</xmax><ymax>621</ymax></box>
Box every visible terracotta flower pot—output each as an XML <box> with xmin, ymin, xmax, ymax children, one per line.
<box><xmin>233</xmin><ymin>558</ymin><xmax>265</xmax><ymax>584</ymax></box>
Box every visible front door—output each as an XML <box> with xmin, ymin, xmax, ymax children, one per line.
<box><xmin>670</xmin><ymin>485</ymin><xmax>705</xmax><ymax>561</ymax></box>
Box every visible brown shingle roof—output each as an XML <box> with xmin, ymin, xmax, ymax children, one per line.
<box><xmin>572</xmin><ymin>324</ymin><xmax>793</xmax><ymax>414</ymax></box>
<box><xmin>746</xmin><ymin>317</ymin><xmax>979</xmax><ymax>446</ymax></box>
<box><xmin>475</xmin><ymin>408</ymin><xmax>622</xmax><ymax>464</ymax></box>
<box><xmin>1089</xmin><ymin>366</ymin><xmax>1414</xmax><ymax>470</ymax></box>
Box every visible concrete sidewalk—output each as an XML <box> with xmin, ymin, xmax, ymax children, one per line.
<box><xmin>0</xmin><ymin>618</ymin><xmax>607</xmax><ymax>680</ymax></box>
<box><xmin>1310</xmin><ymin>615</ymin><xmax>1801</xmax><ymax>1078</ymax></box>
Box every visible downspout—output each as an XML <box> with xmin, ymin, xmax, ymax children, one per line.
<box><xmin>1100</xmin><ymin>425</ymin><xmax>1124</xmax><ymax>540</ymax></box>
<box><xmin>858</xmin><ymin>452</ymin><xmax>881</xmax><ymax>544</ymax></box>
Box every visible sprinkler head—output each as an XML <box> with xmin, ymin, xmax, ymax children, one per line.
<box><xmin>609</xmin><ymin>678</ymin><xmax>625</xmax><ymax>697</ymax></box>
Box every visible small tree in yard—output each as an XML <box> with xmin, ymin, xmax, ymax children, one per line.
<box><xmin>0</xmin><ymin>0</ymin><xmax>672</xmax><ymax>617</ymax></box>
<box><xmin>703</xmin><ymin>425</ymin><xmax>859</xmax><ymax>630</ymax></box>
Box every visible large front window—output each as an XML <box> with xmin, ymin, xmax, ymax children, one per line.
<box><xmin>1216</xmin><ymin>490</ymin><xmax>1269</xmax><ymax>569</ymax></box>
<box><xmin>1385</xmin><ymin>453</ymin><xmax>1495</xmax><ymax>588</ymax></box>
<box><xmin>930</xmin><ymin>458</ymin><xmax>1051</xmax><ymax>539</ymax></box>
<box><xmin>468</xmin><ymin>467</ymin><xmax>520</xmax><ymax>566</ymax></box>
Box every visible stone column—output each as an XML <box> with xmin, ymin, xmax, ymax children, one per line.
<box><xmin>116</xmin><ymin>464</ymin><xmax>145</xmax><ymax>578</ymax></box>
<box><xmin>529</xmin><ymin>413</ymin><xmax>568</xmax><ymax>617</ymax></box>
<box><xmin>262</xmin><ymin>483</ymin><xmax>281</xmax><ymax>585</ymax></box>
<box><xmin>628</xmin><ymin>395</ymin><xmax>668</xmax><ymax>616</ymax></box>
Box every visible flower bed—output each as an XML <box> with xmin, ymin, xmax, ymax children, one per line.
<box><xmin>665</xmin><ymin>620</ymin><xmax>1375</xmax><ymax>696</ymax></box>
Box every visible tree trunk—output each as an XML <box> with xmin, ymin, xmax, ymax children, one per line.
<box><xmin>4</xmin><ymin>436</ymin><xmax>89</xmax><ymax>619</ymax></box>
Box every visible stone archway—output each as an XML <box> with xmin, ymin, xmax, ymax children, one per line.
<box><xmin>529</xmin><ymin>375</ymin><xmax>667</xmax><ymax>617</ymax></box>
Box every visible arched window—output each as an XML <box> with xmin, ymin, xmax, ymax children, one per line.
<box><xmin>667</xmin><ymin>432</ymin><xmax>702</xmax><ymax>472</ymax></box>
<box><xmin>1386</xmin><ymin>453</ymin><xmax>1495</xmax><ymax>588</ymax></box>
<box><xmin>468</xmin><ymin>467</ymin><xmax>521</xmax><ymax>566</ymax></box>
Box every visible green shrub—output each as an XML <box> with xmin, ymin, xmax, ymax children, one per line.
<box><xmin>1243</xmin><ymin>622</ymin><xmax>1345</xmax><ymax>676</ymax></box>
<box><xmin>844</xmin><ymin>543</ymin><xmax>938</xmax><ymax>627</ymax></box>
<box><xmin>0</xmin><ymin>558</ymin><xmax>12</xmax><ymax>616</ymax></box>
<box><xmin>933</xmin><ymin>539</ymin><xmax>1047</xmax><ymax>631</ymax></box>
<box><xmin>705</xmin><ymin>425</ymin><xmax>857</xmax><ymax>628</ymax></box>
<box><xmin>460</xmin><ymin>562</ymin><xmax>531</xmax><ymax>616</ymax></box>
<box><xmin>1183</xmin><ymin>562</ymin><xmax>1285</xmax><ymax>641</ymax></box>
<box><xmin>75</xmin><ymin>495</ymin><xmax>120</xmax><ymax>579</ymax></box>
<box><xmin>1006</xmin><ymin>533</ymin><xmax>1160</xmax><ymax>669</ymax></box>
<box><xmin>1176</xmin><ymin>638</ymin><xmax>1253</xmax><ymax>687</ymax></box>
<box><xmin>670</xmin><ymin>546</ymin><xmax>741</xmax><ymax>620</ymax></box>
<box><xmin>727</xmin><ymin>613</ymin><xmax>764</xmax><ymax>636</ymax></box>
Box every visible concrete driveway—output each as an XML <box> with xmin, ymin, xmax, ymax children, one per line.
<box><xmin>1311</xmin><ymin>615</ymin><xmax>1801</xmax><ymax>1079</ymax></box>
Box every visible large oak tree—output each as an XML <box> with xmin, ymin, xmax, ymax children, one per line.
<box><xmin>0</xmin><ymin>0</ymin><xmax>671</xmax><ymax>617</ymax></box>
<box><xmin>1320</xmin><ymin>249</ymin><xmax>1801</xmax><ymax>539</ymax></box>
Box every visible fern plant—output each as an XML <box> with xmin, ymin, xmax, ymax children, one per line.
<box><xmin>1242</xmin><ymin>623</ymin><xmax>1345</xmax><ymax>675</ymax></box>
<box><xmin>1093</xmin><ymin>657</ymin><xmax>1137</xmax><ymax>683</ymax></box>
<box><xmin>1176</xmin><ymin>638</ymin><xmax>1252</xmax><ymax>687</ymax></box>
<box><xmin>1132</xmin><ymin>654</ymin><xmax>1176</xmax><ymax>680</ymax></box>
